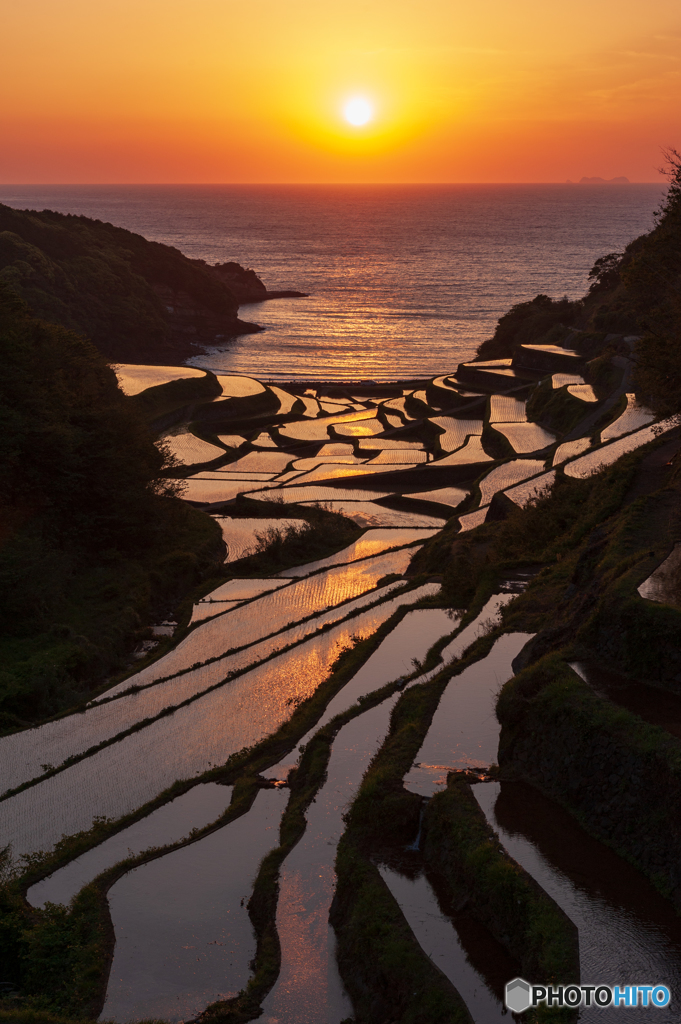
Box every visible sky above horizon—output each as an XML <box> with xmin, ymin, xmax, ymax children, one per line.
<box><xmin>2</xmin><ymin>0</ymin><xmax>681</xmax><ymax>184</ymax></box>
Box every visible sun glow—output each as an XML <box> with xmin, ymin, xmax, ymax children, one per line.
<box><xmin>343</xmin><ymin>97</ymin><xmax>373</xmax><ymax>126</ymax></box>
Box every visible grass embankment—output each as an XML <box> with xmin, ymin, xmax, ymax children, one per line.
<box><xmin>212</xmin><ymin>498</ymin><xmax>361</xmax><ymax>576</ymax></box>
<box><xmin>422</xmin><ymin>781</ymin><xmax>579</xmax><ymax>1023</ymax></box>
<box><xmin>497</xmin><ymin>655</ymin><xmax>681</xmax><ymax>906</ymax></box>
<box><xmin>409</xmin><ymin>432</ymin><xmax>681</xmax><ymax>918</ymax></box>
<box><xmin>192</xmin><ymin>385</ymin><xmax>281</xmax><ymax>428</ymax></box>
<box><xmin>409</xmin><ymin>433</ymin><xmax>672</xmax><ymax>628</ymax></box>
<box><xmin>525</xmin><ymin>378</ymin><xmax>595</xmax><ymax>435</ymax></box>
<box><xmin>0</xmin><ymin>587</ymin><xmax>437</xmax><ymax>1020</ymax></box>
<box><xmin>128</xmin><ymin>371</ymin><xmax>223</xmax><ymax>426</ymax></box>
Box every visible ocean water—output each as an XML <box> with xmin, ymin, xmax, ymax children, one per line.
<box><xmin>0</xmin><ymin>184</ymin><xmax>664</xmax><ymax>380</ymax></box>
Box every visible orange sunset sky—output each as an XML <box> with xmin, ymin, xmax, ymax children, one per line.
<box><xmin>2</xmin><ymin>0</ymin><xmax>680</xmax><ymax>183</ymax></box>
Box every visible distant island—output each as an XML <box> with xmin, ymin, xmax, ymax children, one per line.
<box><xmin>565</xmin><ymin>176</ymin><xmax>630</xmax><ymax>184</ymax></box>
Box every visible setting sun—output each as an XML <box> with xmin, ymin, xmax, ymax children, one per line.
<box><xmin>343</xmin><ymin>97</ymin><xmax>373</xmax><ymax>127</ymax></box>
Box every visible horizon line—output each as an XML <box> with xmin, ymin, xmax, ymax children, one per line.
<box><xmin>0</xmin><ymin>180</ymin><xmax>663</xmax><ymax>187</ymax></box>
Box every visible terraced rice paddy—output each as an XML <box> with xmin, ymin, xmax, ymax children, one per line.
<box><xmin>214</xmin><ymin>374</ymin><xmax>266</xmax><ymax>397</ymax></box>
<box><xmin>367</xmin><ymin>448</ymin><xmax>429</xmax><ymax>463</ymax></box>
<box><xmin>262</xmin><ymin>606</ymin><xmax>457</xmax><ymax>783</ymax></box>
<box><xmin>303</xmin><ymin>500</ymin><xmax>443</xmax><ymax>527</ymax></box>
<box><xmin>102</xmin><ymin>788</ymin><xmax>286</xmax><ymax>1023</ymax></box>
<box><xmin>382</xmin><ymin>396</ymin><xmax>410</xmax><ymax>418</ymax></box>
<box><xmin>218</xmin><ymin>451</ymin><xmax>293</xmax><ymax>474</ymax></box>
<box><xmin>11</xmin><ymin>356</ymin><xmax>677</xmax><ymax>1024</ymax></box>
<box><xmin>438</xmin><ymin>595</ymin><xmax>516</xmax><ymax>665</ymax></box>
<box><xmin>475</xmin><ymin>783</ymin><xmax>681</xmax><ymax>1024</ymax></box>
<box><xmin>213</xmin><ymin>516</ymin><xmax>303</xmax><ymax>562</ymax></box>
<box><xmin>552</xmin><ymin>372</ymin><xmax>585</xmax><ymax>388</ymax></box>
<box><xmin>478</xmin><ymin>460</ymin><xmax>546</xmax><ymax>504</ymax></box>
<box><xmin>28</xmin><ymin>783</ymin><xmax>234</xmax><ymax>908</ymax></box>
<box><xmin>278</xmin><ymin>528</ymin><xmax>439</xmax><ymax>578</ymax></box>
<box><xmin>182</xmin><ymin>478</ymin><xmax>280</xmax><ymax>504</ymax></box>
<box><xmin>268</xmin><ymin>385</ymin><xmax>298</xmax><ymax>414</ymax></box>
<box><xmin>601</xmin><ymin>393</ymin><xmax>655</xmax><ymax>440</ymax></box>
<box><xmin>431</xmin><ymin>374</ymin><xmax>461</xmax><ymax>396</ymax></box>
<box><xmin>334</xmin><ymin>417</ymin><xmax>384</xmax><ymax>437</ymax></box>
<box><xmin>100</xmin><ymin>581</ymin><xmax>416</xmax><ymax>707</ymax></box>
<box><xmin>191</xmin><ymin>471</ymin><xmax>277</xmax><ymax>481</ymax></box>
<box><xmin>457</xmin><ymin>507</ymin><xmax>489</xmax><ymax>531</ymax></box>
<box><xmin>292</xmin><ymin>455</ymin><xmax>367</xmax><ymax>471</ymax></box>
<box><xmin>553</xmin><ymin>437</ymin><xmax>591</xmax><ymax>465</ymax></box>
<box><xmin>359</xmin><ymin>439</ymin><xmax>425</xmax><ymax>450</ymax></box>
<box><xmin>276</xmin><ymin>470</ymin><xmax>305</xmax><ymax>483</ymax></box>
<box><xmin>203</xmin><ymin>578</ymin><xmax>292</xmax><ymax>601</ymax></box>
<box><xmin>404</xmin><ymin>487</ymin><xmax>468</xmax><ymax>510</ymax></box>
<box><xmin>247</xmin><ymin>484</ymin><xmax>393</xmax><ymax>504</ymax></box>
<box><xmin>251</xmin><ymin>432</ymin><xmax>278</xmax><ymax>447</ymax></box>
<box><xmin>2</xmin><ymin>586</ymin><xmax>438</xmax><ymax>858</ymax></box>
<box><xmin>316</xmin><ymin>442</ymin><xmax>355</xmax><ymax>456</ymax></box>
<box><xmin>215</xmin><ymin>434</ymin><xmax>246</xmax><ymax>448</ymax></box>
<box><xmin>189</xmin><ymin>600</ymin><xmax>242</xmax><ymax>623</ymax></box>
<box><xmin>277</xmin><ymin>420</ymin><xmax>331</xmax><ymax>442</ymax></box>
<box><xmin>297</xmin><ymin>396</ymin><xmax>321</xmax><ymax>417</ymax></box>
<box><xmin>291</xmin><ymin>464</ymin><xmax>410</xmax><ymax>485</ymax></box>
<box><xmin>492</xmin><ymin>421</ymin><xmax>556</xmax><ymax>453</ymax></box>
<box><xmin>567</xmin><ymin>383</ymin><xmax>598</xmax><ymax>402</ymax></box>
<box><xmin>115</xmin><ymin>364</ymin><xmax>208</xmax><ymax>396</ymax></box>
<box><xmin>430</xmin><ymin>435</ymin><xmax>492</xmax><ymax>465</ymax></box>
<box><xmin>322</xmin><ymin>409</ymin><xmax>379</xmax><ymax>426</ymax></box>
<box><xmin>564</xmin><ymin>419</ymin><xmax>676</xmax><ymax>478</ymax></box>
<box><xmin>638</xmin><ymin>544</ymin><xmax>681</xmax><ymax>606</ymax></box>
<box><xmin>503</xmin><ymin>470</ymin><xmax>556</xmax><ymax>507</ymax></box>
<box><xmin>430</xmin><ymin>416</ymin><xmax>483</xmax><ymax>452</ymax></box>
<box><xmin>122</xmin><ymin>549</ymin><xmax>419</xmax><ymax>680</ymax></box>
<box><xmin>378</xmin><ymin>867</ymin><xmax>507</xmax><ymax>1023</ymax></box>
<box><xmin>489</xmin><ymin>395</ymin><xmax>527</xmax><ymax>422</ymax></box>
<box><xmin>404</xmin><ymin>633</ymin><xmax>533</xmax><ymax>796</ymax></box>
<box><xmin>262</xmin><ymin>701</ymin><xmax>397</xmax><ymax>1023</ymax></box>
<box><xmin>162</xmin><ymin>433</ymin><xmax>227</xmax><ymax>465</ymax></box>
<box><xmin>320</xmin><ymin>400</ymin><xmax>348</xmax><ymax>414</ymax></box>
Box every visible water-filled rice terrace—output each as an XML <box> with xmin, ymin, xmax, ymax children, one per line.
<box><xmin>4</xmin><ymin>352</ymin><xmax>677</xmax><ymax>1024</ymax></box>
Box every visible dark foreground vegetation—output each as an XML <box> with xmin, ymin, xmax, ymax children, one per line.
<box><xmin>0</xmin><ymin>283</ymin><xmax>225</xmax><ymax>731</ymax></box>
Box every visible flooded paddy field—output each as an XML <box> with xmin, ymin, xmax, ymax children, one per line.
<box><xmin>4</xmin><ymin>354</ymin><xmax>681</xmax><ymax>1024</ymax></box>
<box><xmin>476</xmin><ymin>781</ymin><xmax>681</xmax><ymax>1022</ymax></box>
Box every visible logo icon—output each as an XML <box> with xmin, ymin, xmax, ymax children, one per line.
<box><xmin>505</xmin><ymin>978</ymin><xmax>532</xmax><ymax>1013</ymax></box>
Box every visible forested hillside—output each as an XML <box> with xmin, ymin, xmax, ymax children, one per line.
<box><xmin>0</xmin><ymin>204</ymin><xmax>258</xmax><ymax>363</ymax></box>
<box><xmin>0</xmin><ymin>284</ymin><xmax>223</xmax><ymax>730</ymax></box>
<box><xmin>477</xmin><ymin>151</ymin><xmax>681</xmax><ymax>417</ymax></box>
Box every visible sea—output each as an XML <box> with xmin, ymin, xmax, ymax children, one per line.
<box><xmin>0</xmin><ymin>183</ymin><xmax>665</xmax><ymax>381</ymax></box>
